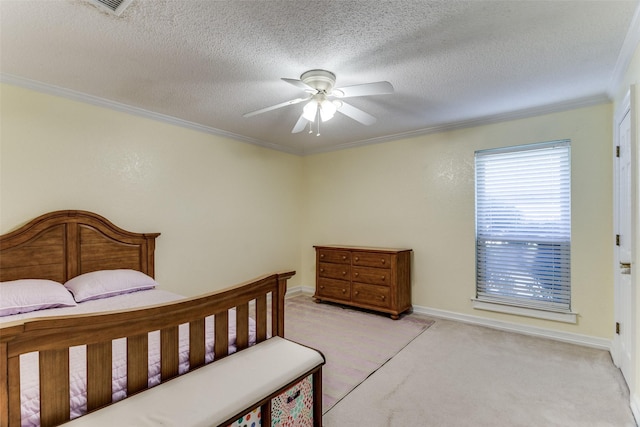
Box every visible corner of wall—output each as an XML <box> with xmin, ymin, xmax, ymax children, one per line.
<box><xmin>630</xmin><ymin>392</ymin><xmax>640</xmax><ymax>426</ymax></box>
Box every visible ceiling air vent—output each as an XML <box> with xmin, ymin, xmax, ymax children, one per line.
<box><xmin>88</xmin><ymin>0</ymin><xmax>133</xmax><ymax>16</ymax></box>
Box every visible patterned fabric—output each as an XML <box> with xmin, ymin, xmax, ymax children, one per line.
<box><xmin>228</xmin><ymin>407</ymin><xmax>261</xmax><ymax>427</ymax></box>
<box><xmin>271</xmin><ymin>376</ymin><xmax>314</xmax><ymax>426</ymax></box>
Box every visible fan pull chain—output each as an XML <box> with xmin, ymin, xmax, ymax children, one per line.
<box><xmin>306</xmin><ymin>108</ymin><xmax>322</xmax><ymax>137</ymax></box>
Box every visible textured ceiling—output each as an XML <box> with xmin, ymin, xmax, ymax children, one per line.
<box><xmin>1</xmin><ymin>0</ymin><xmax>639</xmax><ymax>155</ymax></box>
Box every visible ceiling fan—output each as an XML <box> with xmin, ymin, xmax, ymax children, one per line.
<box><xmin>243</xmin><ymin>69</ymin><xmax>394</xmax><ymax>135</ymax></box>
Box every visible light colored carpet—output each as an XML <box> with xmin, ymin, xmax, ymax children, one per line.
<box><xmin>284</xmin><ymin>295</ymin><xmax>434</xmax><ymax>412</ymax></box>
<box><xmin>323</xmin><ymin>318</ymin><xmax>637</xmax><ymax>427</ymax></box>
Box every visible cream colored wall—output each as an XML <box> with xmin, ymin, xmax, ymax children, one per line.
<box><xmin>0</xmin><ymin>84</ymin><xmax>303</xmax><ymax>295</ymax></box>
<box><xmin>301</xmin><ymin>103</ymin><xmax>614</xmax><ymax>338</ymax></box>
<box><xmin>0</xmin><ymin>82</ymin><xmax>617</xmax><ymax>341</ymax></box>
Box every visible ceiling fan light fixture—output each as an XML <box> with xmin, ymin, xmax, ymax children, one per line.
<box><xmin>243</xmin><ymin>69</ymin><xmax>394</xmax><ymax>134</ymax></box>
<box><xmin>320</xmin><ymin>98</ymin><xmax>337</xmax><ymax>122</ymax></box>
<box><xmin>302</xmin><ymin>100</ymin><xmax>318</xmax><ymax>121</ymax></box>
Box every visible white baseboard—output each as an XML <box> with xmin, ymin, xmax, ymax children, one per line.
<box><xmin>412</xmin><ymin>304</ymin><xmax>611</xmax><ymax>351</ymax></box>
<box><xmin>286</xmin><ymin>285</ymin><xmax>612</xmax><ymax>351</ymax></box>
<box><xmin>286</xmin><ymin>285</ymin><xmax>315</xmax><ymax>297</ymax></box>
<box><xmin>289</xmin><ymin>285</ymin><xmax>632</xmax><ymax>422</ymax></box>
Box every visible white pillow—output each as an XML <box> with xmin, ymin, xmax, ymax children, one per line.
<box><xmin>0</xmin><ymin>279</ymin><xmax>77</xmax><ymax>317</ymax></box>
<box><xmin>64</xmin><ymin>269</ymin><xmax>158</xmax><ymax>303</ymax></box>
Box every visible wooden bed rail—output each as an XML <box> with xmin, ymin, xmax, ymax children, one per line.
<box><xmin>0</xmin><ymin>271</ymin><xmax>295</xmax><ymax>427</ymax></box>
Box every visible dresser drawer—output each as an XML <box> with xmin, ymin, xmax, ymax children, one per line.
<box><xmin>352</xmin><ymin>283</ymin><xmax>391</xmax><ymax>308</ymax></box>
<box><xmin>318</xmin><ymin>262</ymin><xmax>350</xmax><ymax>280</ymax></box>
<box><xmin>314</xmin><ymin>245</ymin><xmax>412</xmax><ymax>319</ymax></box>
<box><xmin>317</xmin><ymin>278</ymin><xmax>350</xmax><ymax>300</ymax></box>
<box><xmin>352</xmin><ymin>251</ymin><xmax>392</xmax><ymax>268</ymax></box>
<box><xmin>352</xmin><ymin>266</ymin><xmax>390</xmax><ymax>286</ymax></box>
<box><xmin>318</xmin><ymin>249</ymin><xmax>351</xmax><ymax>264</ymax></box>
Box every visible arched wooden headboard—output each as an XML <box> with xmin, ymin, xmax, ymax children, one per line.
<box><xmin>0</xmin><ymin>210</ymin><xmax>160</xmax><ymax>283</ymax></box>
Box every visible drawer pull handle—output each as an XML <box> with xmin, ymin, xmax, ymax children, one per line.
<box><xmin>354</xmin><ymin>291</ymin><xmax>359</xmax><ymax>296</ymax></box>
<box><xmin>379</xmin><ymin>295</ymin><xmax>386</xmax><ymax>301</ymax></box>
<box><xmin>381</xmin><ymin>276</ymin><xmax>385</xmax><ymax>281</ymax></box>
<box><xmin>355</xmin><ymin>256</ymin><xmax>359</xmax><ymax>261</ymax></box>
<box><xmin>320</xmin><ymin>268</ymin><xmax>324</xmax><ymax>272</ymax></box>
<box><xmin>354</xmin><ymin>272</ymin><xmax>359</xmax><ymax>277</ymax></box>
<box><xmin>342</xmin><ymin>289</ymin><xmax>346</xmax><ymax>293</ymax></box>
<box><xmin>320</xmin><ymin>285</ymin><xmax>324</xmax><ymax>289</ymax></box>
<box><xmin>320</xmin><ymin>254</ymin><xmax>324</xmax><ymax>258</ymax></box>
<box><xmin>342</xmin><ymin>271</ymin><xmax>346</xmax><ymax>275</ymax></box>
<box><xmin>381</xmin><ymin>259</ymin><xmax>385</xmax><ymax>264</ymax></box>
<box><xmin>286</xmin><ymin>389</ymin><xmax>301</xmax><ymax>403</ymax></box>
<box><xmin>342</xmin><ymin>255</ymin><xmax>347</xmax><ymax>260</ymax></box>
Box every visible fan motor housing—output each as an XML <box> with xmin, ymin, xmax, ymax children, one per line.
<box><xmin>300</xmin><ymin>69</ymin><xmax>336</xmax><ymax>93</ymax></box>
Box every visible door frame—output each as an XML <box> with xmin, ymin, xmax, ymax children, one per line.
<box><xmin>613</xmin><ymin>86</ymin><xmax>638</xmax><ymax>394</ymax></box>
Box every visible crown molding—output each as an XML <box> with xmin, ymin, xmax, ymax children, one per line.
<box><xmin>2</xmin><ymin>73</ymin><xmax>609</xmax><ymax>158</ymax></box>
<box><xmin>0</xmin><ymin>73</ymin><xmax>302</xmax><ymax>156</ymax></box>
<box><xmin>302</xmin><ymin>93</ymin><xmax>611</xmax><ymax>155</ymax></box>
<box><xmin>607</xmin><ymin>2</ymin><xmax>640</xmax><ymax>97</ymax></box>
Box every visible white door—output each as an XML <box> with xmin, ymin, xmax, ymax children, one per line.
<box><xmin>615</xmin><ymin>103</ymin><xmax>633</xmax><ymax>385</ymax></box>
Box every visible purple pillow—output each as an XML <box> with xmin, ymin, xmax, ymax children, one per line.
<box><xmin>0</xmin><ymin>279</ymin><xmax>76</xmax><ymax>316</ymax></box>
<box><xmin>64</xmin><ymin>269</ymin><xmax>158</xmax><ymax>303</ymax></box>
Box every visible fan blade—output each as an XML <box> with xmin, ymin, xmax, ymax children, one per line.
<box><xmin>282</xmin><ymin>78</ymin><xmax>316</xmax><ymax>92</ymax></box>
<box><xmin>243</xmin><ymin>96</ymin><xmax>310</xmax><ymax>118</ymax></box>
<box><xmin>332</xmin><ymin>81</ymin><xmax>394</xmax><ymax>98</ymax></box>
<box><xmin>337</xmin><ymin>101</ymin><xmax>377</xmax><ymax>125</ymax></box>
<box><xmin>292</xmin><ymin>114</ymin><xmax>309</xmax><ymax>133</ymax></box>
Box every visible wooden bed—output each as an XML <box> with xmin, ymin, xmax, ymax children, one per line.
<box><xmin>0</xmin><ymin>210</ymin><xmax>297</xmax><ymax>427</ymax></box>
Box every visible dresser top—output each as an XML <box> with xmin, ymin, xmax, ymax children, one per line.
<box><xmin>314</xmin><ymin>245</ymin><xmax>412</xmax><ymax>253</ymax></box>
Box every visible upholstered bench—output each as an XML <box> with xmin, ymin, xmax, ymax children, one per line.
<box><xmin>63</xmin><ymin>337</ymin><xmax>325</xmax><ymax>427</ymax></box>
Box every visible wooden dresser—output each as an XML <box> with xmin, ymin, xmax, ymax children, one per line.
<box><xmin>313</xmin><ymin>245</ymin><xmax>412</xmax><ymax>319</ymax></box>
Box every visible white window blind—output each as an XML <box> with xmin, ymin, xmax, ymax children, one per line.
<box><xmin>475</xmin><ymin>140</ymin><xmax>571</xmax><ymax>312</ymax></box>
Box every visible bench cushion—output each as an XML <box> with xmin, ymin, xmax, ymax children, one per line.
<box><xmin>63</xmin><ymin>337</ymin><xmax>324</xmax><ymax>427</ymax></box>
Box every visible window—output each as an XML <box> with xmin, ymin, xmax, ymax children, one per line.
<box><xmin>474</xmin><ymin>140</ymin><xmax>571</xmax><ymax>319</ymax></box>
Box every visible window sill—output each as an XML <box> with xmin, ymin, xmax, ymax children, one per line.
<box><xmin>471</xmin><ymin>299</ymin><xmax>578</xmax><ymax>324</ymax></box>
